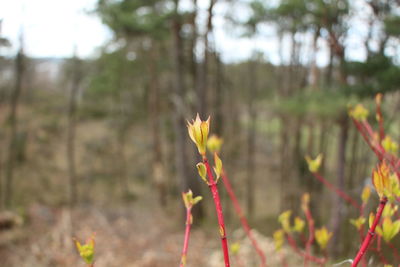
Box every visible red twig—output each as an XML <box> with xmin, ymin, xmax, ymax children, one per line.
<box><xmin>352</xmin><ymin>119</ymin><xmax>384</xmax><ymax>162</ymax></box>
<box><xmin>303</xmin><ymin>204</ymin><xmax>315</xmax><ymax>267</ymax></box>
<box><xmin>352</xmin><ymin>119</ymin><xmax>400</xmax><ymax>179</ymax></box>
<box><xmin>387</xmin><ymin>242</ymin><xmax>400</xmax><ymax>261</ymax></box>
<box><xmin>285</xmin><ymin>234</ymin><xmax>326</xmax><ymax>265</ymax></box>
<box><xmin>203</xmin><ymin>157</ymin><xmax>231</xmax><ymax>267</ymax></box>
<box><xmin>375</xmin><ymin>94</ymin><xmax>385</xmax><ymax>142</ymax></box>
<box><xmin>359</xmin><ymin>203</ymin><xmax>367</xmax><ymax>267</ymax></box>
<box><xmin>280</xmin><ymin>252</ymin><xmax>288</xmax><ymax>267</ymax></box>
<box><xmin>221</xmin><ymin>169</ymin><xmax>267</xmax><ymax>267</ymax></box>
<box><xmin>351</xmin><ymin>197</ymin><xmax>388</xmax><ymax>267</ymax></box>
<box><xmin>180</xmin><ymin>207</ymin><xmax>193</xmax><ymax>267</ymax></box>
<box><xmin>312</xmin><ymin>172</ymin><xmax>361</xmax><ymax>212</ymax></box>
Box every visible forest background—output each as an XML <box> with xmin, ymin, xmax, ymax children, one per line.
<box><xmin>0</xmin><ymin>0</ymin><xmax>400</xmax><ymax>266</ymax></box>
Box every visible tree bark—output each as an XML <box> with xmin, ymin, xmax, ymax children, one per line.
<box><xmin>309</xmin><ymin>28</ymin><xmax>320</xmax><ymax>88</ymax></box>
<box><xmin>66</xmin><ymin>53</ymin><xmax>81</xmax><ymax>207</ymax></box>
<box><xmin>148</xmin><ymin>42</ymin><xmax>166</xmax><ymax>206</ymax></box>
<box><xmin>171</xmin><ymin>0</ymin><xmax>203</xmax><ymax>219</ymax></box>
<box><xmin>3</xmin><ymin>48</ymin><xmax>24</xmax><ymax>209</ymax></box>
<box><xmin>213</xmin><ymin>52</ymin><xmax>223</xmax><ymax>136</ymax></box>
<box><xmin>189</xmin><ymin>0</ymin><xmax>198</xmax><ymax>95</ymax></box>
<box><xmin>246</xmin><ymin>60</ymin><xmax>257</xmax><ymax>218</ymax></box>
<box><xmin>329</xmin><ymin>114</ymin><xmax>349</xmax><ymax>257</ymax></box>
<box><xmin>197</xmin><ymin>0</ymin><xmax>216</xmax><ymax>118</ymax></box>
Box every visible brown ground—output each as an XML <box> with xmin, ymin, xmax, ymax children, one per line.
<box><xmin>0</xmin><ymin>191</ymin><xmax>307</xmax><ymax>267</ymax></box>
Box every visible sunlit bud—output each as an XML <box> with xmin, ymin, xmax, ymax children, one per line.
<box><xmin>230</xmin><ymin>242</ymin><xmax>240</xmax><ymax>255</ymax></box>
<box><xmin>315</xmin><ymin>227</ymin><xmax>333</xmax><ymax>250</ymax></box>
<box><xmin>293</xmin><ymin>217</ymin><xmax>305</xmax><ymax>233</ymax></box>
<box><xmin>182</xmin><ymin>190</ymin><xmax>202</xmax><ymax>210</ymax></box>
<box><xmin>273</xmin><ymin>229</ymin><xmax>285</xmax><ymax>251</ymax></box>
<box><xmin>305</xmin><ymin>154</ymin><xmax>323</xmax><ymax>173</ymax></box>
<box><xmin>369</xmin><ymin>212</ymin><xmax>375</xmax><ymax>229</ymax></box>
<box><xmin>349</xmin><ymin>216</ymin><xmax>366</xmax><ymax>231</ymax></box>
<box><xmin>301</xmin><ymin>193</ymin><xmax>310</xmax><ymax>212</ymax></box>
<box><xmin>382</xmin><ymin>136</ymin><xmax>398</xmax><ymax>155</ymax></box>
<box><xmin>376</xmin><ymin>93</ymin><xmax>382</xmax><ymax>105</ymax></box>
<box><xmin>187</xmin><ymin>114</ymin><xmax>210</xmax><ymax>156</ymax></box>
<box><xmin>375</xmin><ymin>93</ymin><xmax>383</xmax><ymax>122</ymax></box>
<box><xmin>182</xmin><ymin>190</ymin><xmax>202</xmax><ymax>224</ymax></box>
<box><xmin>181</xmin><ymin>255</ymin><xmax>187</xmax><ymax>266</ymax></box>
<box><xmin>278</xmin><ymin>210</ymin><xmax>292</xmax><ymax>233</ymax></box>
<box><xmin>207</xmin><ymin>135</ymin><xmax>223</xmax><ymax>154</ymax></box>
<box><xmin>389</xmin><ymin>174</ymin><xmax>400</xmax><ymax>200</ymax></box>
<box><xmin>381</xmin><ymin>217</ymin><xmax>400</xmax><ymax>243</ymax></box>
<box><xmin>361</xmin><ymin>186</ymin><xmax>371</xmax><ymax>204</ymax></box>
<box><xmin>74</xmin><ymin>234</ymin><xmax>95</xmax><ymax>265</ymax></box>
<box><xmin>213</xmin><ymin>152</ymin><xmax>223</xmax><ymax>182</ymax></box>
<box><xmin>196</xmin><ymin>162</ymin><xmax>207</xmax><ymax>183</ymax></box>
<box><xmin>382</xmin><ymin>204</ymin><xmax>398</xmax><ymax>218</ymax></box>
<box><xmin>372</xmin><ymin>161</ymin><xmax>391</xmax><ymax>199</ymax></box>
<box><xmin>349</xmin><ymin>104</ymin><xmax>369</xmax><ymax>121</ymax></box>
<box><xmin>219</xmin><ymin>225</ymin><xmax>225</xmax><ymax>237</ymax></box>
<box><xmin>182</xmin><ymin>190</ymin><xmax>192</xmax><ymax>209</ymax></box>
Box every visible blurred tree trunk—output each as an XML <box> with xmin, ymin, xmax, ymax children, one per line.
<box><xmin>171</xmin><ymin>0</ymin><xmax>203</xmax><ymax>219</ymax></box>
<box><xmin>330</xmin><ymin>113</ymin><xmax>348</xmax><ymax>256</ymax></box>
<box><xmin>280</xmin><ymin>29</ymin><xmax>301</xmax><ymax>212</ymax></box>
<box><xmin>278</xmin><ymin>32</ymin><xmax>292</xmax><ymax>211</ymax></box>
<box><xmin>246</xmin><ymin>60</ymin><xmax>257</xmax><ymax>218</ymax></box>
<box><xmin>3</xmin><ymin>47</ymin><xmax>24</xmax><ymax>209</ymax></box>
<box><xmin>325</xmin><ymin>46</ymin><xmax>334</xmax><ymax>87</ymax></box>
<box><xmin>189</xmin><ymin>0</ymin><xmax>198</xmax><ymax>97</ymax></box>
<box><xmin>67</xmin><ymin>52</ymin><xmax>81</xmax><ymax>207</ymax></box>
<box><xmin>213</xmin><ymin>52</ymin><xmax>223</xmax><ymax>136</ymax></box>
<box><xmin>347</xmin><ymin>128</ymin><xmax>360</xmax><ymax>190</ymax></box>
<box><xmin>116</xmin><ymin>128</ymin><xmax>129</xmax><ymax>197</ymax></box>
<box><xmin>197</xmin><ymin>0</ymin><xmax>216</xmax><ymax>117</ymax></box>
<box><xmin>279</xmin><ymin>120</ymin><xmax>292</xmax><ymax>211</ymax></box>
<box><xmin>148</xmin><ymin>42</ymin><xmax>166</xmax><ymax>206</ymax></box>
<box><xmin>309</xmin><ymin>28</ymin><xmax>320</xmax><ymax>89</ymax></box>
<box><xmin>328</xmin><ymin>32</ymin><xmax>348</xmax><ymax>256</ymax></box>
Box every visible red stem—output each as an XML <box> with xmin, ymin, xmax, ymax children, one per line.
<box><xmin>387</xmin><ymin>242</ymin><xmax>400</xmax><ymax>261</ymax></box>
<box><xmin>300</xmin><ymin>233</ymin><xmax>307</xmax><ymax>247</ymax></box>
<box><xmin>180</xmin><ymin>207</ymin><xmax>192</xmax><ymax>267</ymax></box>
<box><xmin>351</xmin><ymin>197</ymin><xmax>388</xmax><ymax>267</ymax></box>
<box><xmin>303</xmin><ymin>206</ymin><xmax>315</xmax><ymax>267</ymax></box>
<box><xmin>286</xmin><ymin>234</ymin><xmax>326</xmax><ymax>265</ymax></box>
<box><xmin>376</xmin><ymin>95</ymin><xmax>385</xmax><ymax>142</ymax></box>
<box><xmin>280</xmin><ymin>252</ymin><xmax>288</xmax><ymax>267</ymax></box>
<box><xmin>359</xmin><ymin>204</ymin><xmax>367</xmax><ymax>267</ymax></box>
<box><xmin>352</xmin><ymin>119</ymin><xmax>384</xmax><ymax>162</ymax></box>
<box><xmin>203</xmin><ymin>156</ymin><xmax>231</xmax><ymax>267</ymax></box>
<box><xmin>352</xmin><ymin>119</ymin><xmax>400</xmax><ymax>179</ymax></box>
<box><xmin>221</xmin><ymin>169</ymin><xmax>267</xmax><ymax>267</ymax></box>
<box><xmin>313</xmin><ymin>172</ymin><xmax>361</xmax><ymax>212</ymax></box>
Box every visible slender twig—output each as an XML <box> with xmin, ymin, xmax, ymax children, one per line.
<box><xmin>312</xmin><ymin>172</ymin><xmax>361</xmax><ymax>212</ymax></box>
<box><xmin>351</xmin><ymin>197</ymin><xmax>388</xmax><ymax>267</ymax></box>
<box><xmin>221</xmin><ymin>169</ymin><xmax>267</xmax><ymax>267</ymax></box>
<box><xmin>285</xmin><ymin>234</ymin><xmax>326</xmax><ymax>265</ymax></box>
<box><xmin>280</xmin><ymin>252</ymin><xmax>288</xmax><ymax>267</ymax></box>
<box><xmin>375</xmin><ymin>94</ymin><xmax>385</xmax><ymax>142</ymax></box>
<box><xmin>387</xmin><ymin>242</ymin><xmax>400</xmax><ymax>261</ymax></box>
<box><xmin>352</xmin><ymin>119</ymin><xmax>400</xmax><ymax>179</ymax></box>
<box><xmin>203</xmin><ymin>156</ymin><xmax>231</xmax><ymax>267</ymax></box>
<box><xmin>303</xmin><ymin>203</ymin><xmax>315</xmax><ymax>267</ymax></box>
<box><xmin>180</xmin><ymin>207</ymin><xmax>193</xmax><ymax>267</ymax></box>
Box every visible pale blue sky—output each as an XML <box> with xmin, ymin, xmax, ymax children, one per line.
<box><xmin>0</xmin><ymin>0</ymin><xmax>379</xmax><ymax>65</ymax></box>
<box><xmin>0</xmin><ymin>0</ymin><xmax>110</xmax><ymax>58</ymax></box>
